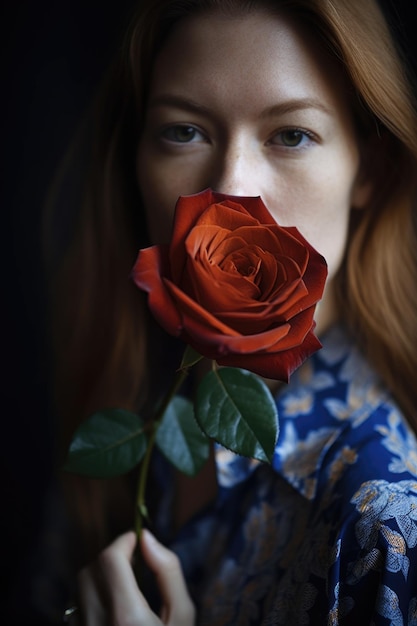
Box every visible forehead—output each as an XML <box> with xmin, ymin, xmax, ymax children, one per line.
<box><xmin>148</xmin><ymin>10</ymin><xmax>349</xmax><ymax>115</ymax></box>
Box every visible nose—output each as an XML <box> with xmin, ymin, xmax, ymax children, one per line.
<box><xmin>209</xmin><ymin>144</ymin><xmax>261</xmax><ymax>197</ymax></box>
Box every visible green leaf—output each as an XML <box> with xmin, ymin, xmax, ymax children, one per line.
<box><xmin>63</xmin><ymin>409</ymin><xmax>147</xmax><ymax>478</ymax></box>
<box><xmin>156</xmin><ymin>396</ymin><xmax>210</xmax><ymax>476</ymax></box>
<box><xmin>180</xmin><ymin>344</ymin><xmax>203</xmax><ymax>370</ymax></box>
<box><xmin>195</xmin><ymin>368</ymin><xmax>279</xmax><ymax>463</ymax></box>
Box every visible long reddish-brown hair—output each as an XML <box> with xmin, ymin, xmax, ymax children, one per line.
<box><xmin>44</xmin><ymin>0</ymin><xmax>417</xmax><ymax>561</ymax></box>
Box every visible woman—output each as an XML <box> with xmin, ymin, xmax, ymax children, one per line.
<box><xmin>44</xmin><ymin>0</ymin><xmax>417</xmax><ymax>623</ymax></box>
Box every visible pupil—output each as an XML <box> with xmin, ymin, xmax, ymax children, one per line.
<box><xmin>176</xmin><ymin>126</ymin><xmax>195</xmax><ymax>141</ymax></box>
<box><xmin>283</xmin><ymin>130</ymin><xmax>302</xmax><ymax>146</ymax></box>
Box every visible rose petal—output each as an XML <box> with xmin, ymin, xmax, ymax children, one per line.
<box><xmin>218</xmin><ymin>196</ymin><xmax>277</xmax><ymax>225</ymax></box>
<box><xmin>182</xmin><ymin>314</ymin><xmax>292</xmax><ymax>356</ymax></box>
<box><xmin>195</xmin><ymin>204</ymin><xmax>258</xmax><ymax>231</ymax></box>
<box><xmin>183</xmin><ymin>251</ymin><xmax>310</xmax><ymax>321</ymax></box>
<box><xmin>164</xmin><ymin>280</ymin><xmax>303</xmax><ymax>354</ymax></box>
<box><xmin>216</xmin><ymin>328</ymin><xmax>322</xmax><ymax>381</ymax></box>
<box><xmin>170</xmin><ymin>189</ymin><xmax>218</xmax><ymax>280</ymax></box>
<box><xmin>132</xmin><ymin>189</ymin><xmax>328</xmax><ymax>382</ymax></box>
<box><xmin>171</xmin><ymin>284</ymin><xmax>316</xmax><ymax>357</ymax></box>
<box><xmin>184</xmin><ymin>251</ymin><xmax>262</xmax><ymax>305</ymax></box>
<box><xmin>131</xmin><ymin>246</ymin><xmax>182</xmax><ymax>336</ymax></box>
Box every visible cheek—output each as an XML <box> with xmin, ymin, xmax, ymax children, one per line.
<box><xmin>142</xmin><ymin>187</ymin><xmax>177</xmax><ymax>245</ymax></box>
<box><xmin>137</xmin><ymin>146</ymin><xmax>211</xmax><ymax>244</ymax></box>
<box><xmin>145</xmin><ymin>204</ymin><xmax>174</xmax><ymax>245</ymax></box>
<box><xmin>304</xmin><ymin>176</ymin><xmax>353</xmax><ymax>279</ymax></box>
<box><xmin>316</xmin><ymin>226</ymin><xmax>349</xmax><ymax>280</ymax></box>
<box><xmin>268</xmin><ymin>167</ymin><xmax>355</xmax><ymax>280</ymax></box>
<box><xmin>137</xmin><ymin>149</ymin><xmax>178</xmax><ymax>244</ymax></box>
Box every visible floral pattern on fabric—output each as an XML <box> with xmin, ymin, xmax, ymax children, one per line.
<box><xmin>167</xmin><ymin>325</ymin><xmax>417</xmax><ymax>625</ymax></box>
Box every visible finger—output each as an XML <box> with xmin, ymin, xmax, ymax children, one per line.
<box><xmin>140</xmin><ymin>529</ymin><xmax>195</xmax><ymax>625</ymax></box>
<box><xmin>97</xmin><ymin>531</ymin><xmax>161</xmax><ymax>625</ymax></box>
<box><xmin>78</xmin><ymin>563</ymin><xmax>108</xmax><ymax>626</ymax></box>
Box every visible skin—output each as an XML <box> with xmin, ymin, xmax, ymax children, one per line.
<box><xmin>80</xmin><ymin>10</ymin><xmax>373</xmax><ymax>624</ymax></box>
<box><xmin>138</xmin><ymin>10</ymin><xmax>372</xmax><ymax>335</ymax></box>
<box><xmin>78</xmin><ymin>530</ymin><xmax>195</xmax><ymax>625</ymax></box>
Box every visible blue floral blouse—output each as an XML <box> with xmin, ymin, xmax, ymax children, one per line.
<box><xmin>164</xmin><ymin>325</ymin><xmax>417</xmax><ymax>625</ymax></box>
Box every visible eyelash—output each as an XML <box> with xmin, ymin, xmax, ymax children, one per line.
<box><xmin>161</xmin><ymin>125</ymin><xmax>207</xmax><ymax>144</ymax></box>
<box><xmin>267</xmin><ymin>127</ymin><xmax>317</xmax><ymax>148</ymax></box>
<box><xmin>160</xmin><ymin>124</ymin><xmax>317</xmax><ymax>148</ymax></box>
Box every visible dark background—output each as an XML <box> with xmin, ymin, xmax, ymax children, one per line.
<box><xmin>3</xmin><ymin>3</ymin><xmax>136</xmax><ymax>623</ymax></box>
<box><xmin>2</xmin><ymin>1</ymin><xmax>416</xmax><ymax>623</ymax></box>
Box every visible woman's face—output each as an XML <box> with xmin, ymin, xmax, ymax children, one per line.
<box><xmin>137</xmin><ymin>10</ymin><xmax>370</xmax><ymax>332</ymax></box>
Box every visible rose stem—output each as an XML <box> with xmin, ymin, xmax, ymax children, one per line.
<box><xmin>134</xmin><ymin>365</ymin><xmax>189</xmax><ymax>541</ymax></box>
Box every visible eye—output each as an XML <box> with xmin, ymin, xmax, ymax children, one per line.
<box><xmin>269</xmin><ymin>128</ymin><xmax>316</xmax><ymax>148</ymax></box>
<box><xmin>161</xmin><ymin>125</ymin><xmax>206</xmax><ymax>143</ymax></box>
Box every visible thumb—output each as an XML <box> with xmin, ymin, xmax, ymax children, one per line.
<box><xmin>111</xmin><ymin>530</ymin><xmax>137</xmax><ymax>560</ymax></box>
<box><xmin>140</xmin><ymin>530</ymin><xmax>195</xmax><ymax>624</ymax></box>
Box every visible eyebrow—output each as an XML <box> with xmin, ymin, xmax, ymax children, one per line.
<box><xmin>147</xmin><ymin>95</ymin><xmax>213</xmax><ymax>115</ymax></box>
<box><xmin>147</xmin><ymin>94</ymin><xmax>333</xmax><ymax>117</ymax></box>
<box><xmin>260</xmin><ymin>98</ymin><xmax>333</xmax><ymax>118</ymax></box>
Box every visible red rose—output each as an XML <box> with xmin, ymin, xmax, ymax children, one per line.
<box><xmin>132</xmin><ymin>189</ymin><xmax>327</xmax><ymax>381</ymax></box>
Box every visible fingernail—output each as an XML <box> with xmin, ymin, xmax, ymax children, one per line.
<box><xmin>142</xmin><ymin>528</ymin><xmax>157</xmax><ymax>544</ymax></box>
